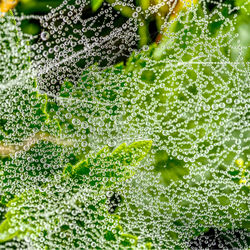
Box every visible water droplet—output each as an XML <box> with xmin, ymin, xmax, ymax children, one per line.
<box><xmin>41</xmin><ymin>31</ymin><xmax>50</xmax><ymax>41</ymax></box>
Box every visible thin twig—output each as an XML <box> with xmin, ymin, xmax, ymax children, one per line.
<box><xmin>0</xmin><ymin>132</ymin><xmax>73</xmax><ymax>157</ymax></box>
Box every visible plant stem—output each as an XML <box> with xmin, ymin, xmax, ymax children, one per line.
<box><xmin>105</xmin><ymin>0</ymin><xmax>134</xmax><ymax>18</ymax></box>
<box><xmin>138</xmin><ymin>18</ymin><xmax>150</xmax><ymax>47</ymax></box>
<box><xmin>105</xmin><ymin>0</ymin><xmax>150</xmax><ymax>47</ymax></box>
<box><xmin>0</xmin><ymin>132</ymin><xmax>72</xmax><ymax>157</ymax></box>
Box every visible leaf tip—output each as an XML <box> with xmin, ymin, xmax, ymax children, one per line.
<box><xmin>91</xmin><ymin>0</ymin><xmax>104</xmax><ymax>12</ymax></box>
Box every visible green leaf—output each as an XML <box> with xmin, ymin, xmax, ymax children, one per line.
<box><xmin>91</xmin><ymin>0</ymin><xmax>104</xmax><ymax>12</ymax></box>
<box><xmin>112</xmin><ymin>140</ymin><xmax>152</xmax><ymax>167</ymax></box>
<box><xmin>0</xmin><ymin>137</ymin><xmax>152</xmax><ymax>246</ymax></box>
<box><xmin>0</xmin><ymin>140</ymin><xmax>152</xmax><ymax>243</ymax></box>
<box><xmin>111</xmin><ymin>143</ymin><xmax>126</xmax><ymax>155</ymax></box>
<box><xmin>0</xmin><ymin>219</ymin><xmax>19</xmax><ymax>243</ymax></box>
<box><xmin>0</xmin><ymin>140</ymin><xmax>65</xmax><ymax>204</ymax></box>
<box><xmin>63</xmin><ymin>163</ymin><xmax>73</xmax><ymax>176</ymax></box>
<box><xmin>96</xmin><ymin>145</ymin><xmax>110</xmax><ymax>158</ymax></box>
<box><xmin>64</xmin><ymin>140</ymin><xmax>152</xmax><ymax>187</ymax></box>
<box><xmin>73</xmin><ymin>160</ymin><xmax>90</xmax><ymax>176</ymax></box>
<box><xmin>0</xmin><ymin>193</ymin><xmax>40</xmax><ymax>242</ymax></box>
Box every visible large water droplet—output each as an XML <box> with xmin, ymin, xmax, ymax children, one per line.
<box><xmin>41</xmin><ymin>31</ymin><xmax>49</xmax><ymax>41</ymax></box>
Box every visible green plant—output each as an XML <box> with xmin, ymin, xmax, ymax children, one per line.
<box><xmin>90</xmin><ymin>0</ymin><xmax>198</xmax><ymax>47</ymax></box>
<box><xmin>0</xmin><ymin>0</ymin><xmax>249</xmax><ymax>248</ymax></box>
<box><xmin>0</xmin><ymin>140</ymin><xmax>152</xmax><ymax>248</ymax></box>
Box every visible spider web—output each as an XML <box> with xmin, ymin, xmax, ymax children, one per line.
<box><xmin>0</xmin><ymin>0</ymin><xmax>249</xmax><ymax>248</ymax></box>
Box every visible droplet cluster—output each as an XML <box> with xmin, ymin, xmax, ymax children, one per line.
<box><xmin>0</xmin><ymin>0</ymin><xmax>249</xmax><ymax>249</ymax></box>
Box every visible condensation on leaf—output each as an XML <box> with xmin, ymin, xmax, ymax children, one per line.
<box><xmin>0</xmin><ymin>0</ymin><xmax>249</xmax><ymax>249</ymax></box>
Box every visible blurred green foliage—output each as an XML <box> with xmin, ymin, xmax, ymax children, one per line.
<box><xmin>0</xmin><ymin>0</ymin><xmax>249</xmax><ymax>248</ymax></box>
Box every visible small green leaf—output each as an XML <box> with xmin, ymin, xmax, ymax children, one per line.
<box><xmin>111</xmin><ymin>143</ymin><xmax>126</xmax><ymax>156</ymax></box>
<box><xmin>126</xmin><ymin>140</ymin><xmax>152</xmax><ymax>164</ymax></box>
<box><xmin>112</xmin><ymin>140</ymin><xmax>152</xmax><ymax>167</ymax></box>
<box><xmin>64</xmin><ymin>140</ymin><xmax>152</xmax><ymax>182</ymax></box>
<box><xmin>91</xmin><ymin>0</ymin><xmax>104</xmax><ymax>12</ymax></box>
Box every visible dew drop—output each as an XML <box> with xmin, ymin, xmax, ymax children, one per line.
<box><xmin>41</xmin><ymin>31</ymin><xmax>50</xmax><ymax>41</ymax></box>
